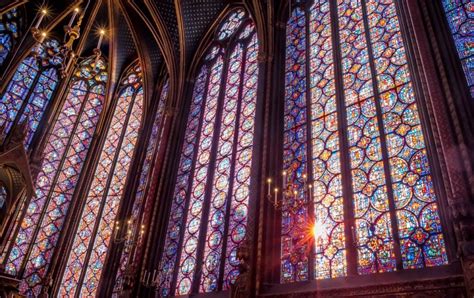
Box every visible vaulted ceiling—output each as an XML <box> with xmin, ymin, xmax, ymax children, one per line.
<box><xmin>3</xmin><ymin>0</ymin><xmax>231</xmax><ymax>107</ymax></box>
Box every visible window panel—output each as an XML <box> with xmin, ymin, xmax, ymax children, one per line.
<box><xmin>366</xmin><ymin>0</ymin><xmax>448</xmax><ymax>269</ymax></box>
<box><xmin>200</xmin><ymin>44</ymin><xmax>243</xmax><ymax>293</ymax></box>
<box><xmin>158</xmin><ymin>68</ymin><xmax>209</xmax><ymax>297</ymax></box>
<box><xmin>114</xmin><ymin>79</ymin><xmax>169</xmax><ymax>292</ymax></box>
<box><xmin>283</xmin><ymin>0</ymin><xmax>447</xmax><ymax>282</ymax></box>
<box><xmin>223</xmin><ymin>32</ymin><xmax>259</xmax><ymax>288</ymax></box>
<box><xmin>60</xmin><ymin>65</ymin><xmax>143</xmax><ymax>297</ymax></box>
<box><xmin>309</xmin><ymin>0</ymin><xmax>346</xmax><ymax>279</ymax></box>
<box><xmin>442</xmin><ymin>0</ymin><xmax>474</xmax><ymax>97</ymax></box>
<box><xmin>282</xmin><ymin>6</ymin><xmax>309</xmax><ymax>283</ymax></box>
<box><xmin>337</xmin><ymin>0</ymin><xmax>396</xmax><ymax>274</ymax></box>
<box><xmin>2</xmin><ymin>58</ymin><xmax>107</xmax><ymax>296</ymax></box>
<box><xmin>176</xmin><ymin>54</ymin><xmax>224</xmax><ymax>295</ymax></box>
<box><xmin>0</xmin><ymin>8</ymin><xmax>20</xmax><ymax>66</ymax></box>
<box><xmin>0</xmin><ymin>40</ymin><xmax>62</xmax><ymax>147</ymax></box>
<box><xmin>158</xmin><ymin>9</ymin><xmax>259</xmax><ymax>296</ymax></box>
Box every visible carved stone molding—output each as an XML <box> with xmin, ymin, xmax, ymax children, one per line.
<box><xmin>261</xmin><ymin>276</ymin><xmax>466</xmax><ymax>297</ymax></box>
<box><xmin>0</xmin><ymin>273</ymin><xmax>21</xmax><ymax>298</ymax></box>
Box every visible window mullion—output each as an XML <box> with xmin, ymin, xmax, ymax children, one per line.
<box><xmin>217</xmin><ymin>42</ymin><xmax>248</xmax><ymax>290</ymax></box>
<box><xmin>328</xmin><ymin>0</ymin><xmax>358</xmax><ymax>276</ymax></box>
<box><xmin>359</xmin><ymin>0</ymin><xmax>403</xmax><ymax>270</ymax></box>
<box><xmin>4</xmin><ymin>64</ymin><xmax>43</xmax><ymax>143</ymax></box>
<box><xmin>303</xmin><ymin>3</ymin><xmax>316</xmax><ymax>281</ymax></box>
<box><xmin>170</xmin><ymin>68</ymin><xmax>213</xmax><ymax>294</ymax></box>
<box><xmin>192</xmin><ymin>54</ymin><xmax>230</xmax><ymax>294</ymax></box>
<box><xmin>74</xmin><ymin>89</ymin><xmax>138</xmax><ymax>296</ymax></box>
<box><xmin>18</xmin><ymin>85</ymin><xmax>92</xmax><ymax>278</ymax></box>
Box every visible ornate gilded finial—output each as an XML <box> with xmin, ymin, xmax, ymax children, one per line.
<box><xmin>64</xmin><ymin>13</ymin><xmax>83</xmax><ymax>49</ymax></box>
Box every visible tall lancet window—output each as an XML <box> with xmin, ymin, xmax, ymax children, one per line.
<box><xmin>442</xmin><ymin>0</ymin><xmax>474</xmax><ymax>97</ymax></box>
<box><xmin>0</xmin><ymin>57</ymin><xmax>107</xmax><ymax>296</ymax></box>
<box><xmin>114</xmin><ymin>78</ymin><xmax>169</xmax><ymax>292</ymax></box>
<box><xmin>282</xmin><ymin>0</ymin><xmax>448</xmax><ymax>283</ymax></box>
<box><xmin>59</xmin><ymin>64</ymin><xmax>144</xmax><ymax>296</ymax></box>
<box><xmin>0</xmin><ymin>8</ymin><xmax>21</xmax><ymax>66</ymax></box>
<box><xmin>158</xmin><ymin>8</ymin><xmax>259</xmax><ymax>296</ymax></box>
<box><xmin>0</xmin><ymin>39</ymin><xmax>62</xmax><ymax>146</ymax></box>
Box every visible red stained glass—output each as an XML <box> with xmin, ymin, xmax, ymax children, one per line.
<box><xmin>59</xmin><ymin>64</ymin><xmax>143</xmax><ymax>296</ymax></box>
<box><xmin>283</xmin><ymin>0</ymin><xmax>447</xmax><ymax>282</ymax></box>
<box><xmin>158</xmin><ymin>9</ymin><xmax>259</xmax><ymax>296</ymax></box>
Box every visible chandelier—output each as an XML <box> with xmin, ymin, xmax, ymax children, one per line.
<box><xmin>266</xmin><ymin>170</ymin><xmax>313</xmax><ymax>212</ymax></box>
<box><xmin>30</xmin><ymin>5</ymin><xmax>105</xmax><ymax>78</ymax></box>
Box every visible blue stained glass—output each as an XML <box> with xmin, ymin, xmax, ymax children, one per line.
<box><xmin>0</xmin><ymin>8</ymin><xmax>20</xmax><ymax>66</ymax></box>
<box><xmin>283</xmin><ymin>0</ymin><xmax>448</xmax><ymax>283</ymax></box>
<box><xmin>442</xmin><ymin>0</ymin><xmax>474</xmax><ymax>96</ymax></box>
<box><xmin>158</xmin><ymin>9</ymin><xmax>259</xmax><ymax>296</ymax></box>
<box><xmin>0</xmin><ymin>40</ymin><xmax>61</xmax><ymax>146</ymax></box>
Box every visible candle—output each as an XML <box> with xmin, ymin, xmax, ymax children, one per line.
<box><xmin>38</xmin><ymin>31</ymin><xmax>47</xmax><ymax>43</ymax></box>
<box><xmin>65</xmin><ymin>53</ymin><xmax>75</xmax><ymax>71</ymax></box>
<box><xmin>282</xmin><ymin>170</ymin><xmax>287</xmax><ymax>190</ymax></box>
<box><xmin>274</xmin><ymin>188</ymin><xmax>278</xmax><ymax>206</ymax></box>
<box><xmin>114</xmin><ymin>222</ymin><xmax>119</xmax><ymax>239</ymax></box>
<box><xmin>96</xmin><ymin>30</ymin><xmax>105</xmax><ymax>49</ymax></box>
<box><xmin>144</xmin><ymin>271</ymin><xmax>149</xmax><ymax>284</ymax></box>
<box><xmin>68</xmin><ymin>7</ymin><xmax>80</xmax><ymax>27</ymax></box>
<box><xmin>267</xmin><ymin>178</ymin><xmax>271</xmax><ymax>195</ymax></box>
<box><xmin>308</xmin><ymin>183</ymin><xmax>313</xmax><ymax>200</ymax></box>
<box><xmin>152</xmin><ymin>269</ymin><xmax>157</xmax><ymax>282</ymax></box>
<box><xmin>34</xmin><ymin>9</ymin><xmax>47</xmax><ymax>29</ymax></box>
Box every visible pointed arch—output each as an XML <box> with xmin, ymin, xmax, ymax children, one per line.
<box><xmin>0</xmin><ymin>56</ymin><xmax>107</xmax><ymax>296</ymax></box>
<box><xmin>281</xmin><ymin>0</ymin><xmax>448</xmax><ymax>283</ymax></box>
<box><xmin>59</xmin><ymin>62</ymin><xmax>145</xmax><ymax>297</ymax></box>
<box><xmin>113</xmin><ymin>76</ymin><xmax>169</xmax><ymax>293</ymax></box>
<box><xmin>157</xmin><ymin>7</ymin><xmax>260</xmax><ymax>295</ymax></box>
<box><xmin>0</xmin><ymin>39</ymin><xmax>62</xmax><ymax>146</ymax></box>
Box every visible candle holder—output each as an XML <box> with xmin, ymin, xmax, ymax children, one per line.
<box><xmin>113</xmin><ymin>221</ymin><xmax>146</xmax><ymax>294</ymax></box>
<box><xmin>113</xmin><ymin>219</ymin><xmax>139</xmax><ymax>247</ymax></box>
<box><xmin>29</xmin><ymin>7</ymin><xmax>85</xmax><ymax>78</ymax></box>
<box><xmin>141</xmin><ymin>268</ymin><xmax>161</xmax><ymax>289</ymax></box>
<box><xmin>266</xmin><ymin>170</ymin><xmax>313</xmax><ymax>213</ymax></box>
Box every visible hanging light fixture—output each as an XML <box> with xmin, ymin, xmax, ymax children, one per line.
<box><xmin>30</xmin><ymin>5</ymin><xmax>85</xmax><ymax>78</ymax></box>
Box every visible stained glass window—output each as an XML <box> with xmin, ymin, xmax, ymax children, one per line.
<box><xmin>0</xmin><ymin>57</ymin><xmax>107</xmax><ymax>296</ymax></box>
<box><xmin>442</xmin><ymin>0</ymin><xmax>474</xmax><ymax>97</ymax></box>
<box><xmin>0</xmin><ymin>8</ymin><xmax>21</xmax><ymax>66</ymax></box>
<box><xmin>0</xmin><ymin>39</ymin><xmax>62</xmax><ymax>146</ymax></box>
<box><xmin>113</xmin><ymin>78</ymin><xmax>169</xmax><ymax>293</ymax></box>
<box><xmin>59</xmin><ymin>63</ymin><xmax>144</xmax><ymax>297</ymax></box>
<box><xmin>282</xmin><ymin>0</ymin><xmax>448</xmax><ymax>283</ymax></box>
<box><xmin>0</xmin><ymin>185</ymin><xmax>7</xmax><ymax>209</ymax></box>
<box><xmin>157</xmin><ymin>8</ymin><xmax>259</xmax><ymax>296</ymax></box>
